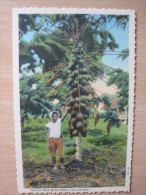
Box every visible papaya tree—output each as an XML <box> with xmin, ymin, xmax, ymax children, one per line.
<box><xmin>19</xmin><ymin>14</ymin><xmax>128</xmax><ymax>161</ymax></box>
<box><xmin>66</xmin><ymin>41</ymin><xmax>91</xmax><ymax>160</ymax></box>
<box><xmin>37</xmin><ymin>14</ymin><xmax>120</xmax><ymax>161</ymax></box>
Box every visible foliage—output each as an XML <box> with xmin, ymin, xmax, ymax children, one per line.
<box><xmin>22</xmin><ymin>117</ymin><xmax>127</xmax><ymax>166</ymax></box>
<box><xmin>39</xmin><ymin>14</ymin><xmax>121</xmax><ymax>138</ymax></box>
<box><xmin>19</xmin><ymin>14</ymin><xmax>40</xmax><ymax>39</ymax></box>
<box><xmin>107</xmin><ymin>15</ymin><xmax>129</xmax><ymax>30</ymax></box>
<box><xmin>100</xmin><ymin>94</ymin><xmax>111</xmax><ymax>108</ymax></box>
<box><xmin>18</xmin><ymin>14</ymin><xmax>129</xmax><ymax>139</ymax></box>
<box><xmin>19</xmin><ymin>40</ymin><xmax>37</xmax><ymax>72</ymax></box>
<box><xmin>100</xmin><ymin>110</ymin><xmax>120</xmax><ymax>128</ymax></box>
<box><xmin>31</xmin><ymin>32</ymin><xmax>71</xmax><ymax>73</ymax></box>
<box><xmin>20</xmin><ymin>74</ymin><xmax>53</xmax><ymax>126</ymax></box>
<box><xmin>106</xmin><ymin>69</ymin><xmax>129</xmax><ymax>110</ymax></box>
<box><xmin>100</xmin><ymin>94</ymin><xmax>121</xmax><ymax>134</ymax></box>
<box><xmin>117</xmin><ymin>49</ymin><xmax>129</xmax><ymax>60</ymax></box>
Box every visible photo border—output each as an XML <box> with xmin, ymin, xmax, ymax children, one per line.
<box><xmin>13</xmin><ymin>7</ymin><xmax>136</xmax><ymax>193</ymax></box>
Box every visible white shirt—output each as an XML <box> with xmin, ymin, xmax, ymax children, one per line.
<box><xmin>46</xmin><ymin>118</ymin><xmax>61</xmax><ymax>138</ymax></box>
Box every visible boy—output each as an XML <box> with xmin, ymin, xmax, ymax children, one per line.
<box><xmin>46</xmin><ymin>111</ymin><xmax>66</xmax><ymax>170</ymax></box>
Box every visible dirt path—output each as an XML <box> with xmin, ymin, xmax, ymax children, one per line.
<box><xmin>23</xmin><ymin>158</ymin><xmax>126</xmax><ymax>188</ymax></box>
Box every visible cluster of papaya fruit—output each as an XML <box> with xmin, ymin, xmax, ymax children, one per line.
<box><xmin>67</xmin><ymin>41</ymin><xmax>91</xmax><ymax>138</ymax></box>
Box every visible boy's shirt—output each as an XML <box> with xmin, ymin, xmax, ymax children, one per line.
<box><xmin>46</xmin><ymin>118</ymin><xmax>61</xmax><ymax>138</ymax></box>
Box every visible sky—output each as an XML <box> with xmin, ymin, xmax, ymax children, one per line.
<box><xmin>102</xmin><ymin>22</ymin><xmax>129</xmax><ymax>72</ymax></box>
<box><xmin>22</xmin><ymin>14</ymin><xmax>129</xmax><ymax>73</ymax></box>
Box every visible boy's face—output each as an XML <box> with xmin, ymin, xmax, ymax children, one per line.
<box><xmin>52</xmin><ymin>113</ymin><xmax>58</xmax><ymax>122</ymax></box>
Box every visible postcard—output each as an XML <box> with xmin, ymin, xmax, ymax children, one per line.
<box><xmin>13</xmin><ymin>8</ymin><xmax>135</xmax><ymax>193</ymax></box>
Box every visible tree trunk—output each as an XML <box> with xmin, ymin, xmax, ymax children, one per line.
<box><xmin>75</xmin><ymin>132</ymin><xmax>82</xmax><ymax>161</ymax></box>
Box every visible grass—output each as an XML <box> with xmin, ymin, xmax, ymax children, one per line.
<box><xmin>22</xmin><ymin>116</ymin><xmax>128</xmax><ymax>166</ymax></box>
<box><xmin>22</xmin><ymin>116</ymin><xmax>128</xmax><ymax>188</ymax></box>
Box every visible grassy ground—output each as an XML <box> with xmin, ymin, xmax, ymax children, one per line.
<box><xmin>22</xmin><ymin>116</ymin><xmax>128</xmax><ymax>188</ymax></box>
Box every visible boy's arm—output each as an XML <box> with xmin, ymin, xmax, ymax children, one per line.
<box><xmin>61</xmin><ymin>107</ymin><xmax>68</xmax><ymax>122</ymax></box>
<box><xmin>46</xmin><ymin>127</ymin><xmax>50</xmax><ymax>147</ymax></box>
<box><xmin>61</xmin><ymin>112</ymin><xmax>68</xmax><ymax>122</ymax></box>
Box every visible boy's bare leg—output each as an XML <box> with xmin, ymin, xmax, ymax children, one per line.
<box><xmin>48</xmin><ymin>139</ymin><xmax>58</xmax><ymax>170</ymax></box>
<box><xmin>52</xmin><ymin>157</ymin><xmax>58</xmax><ymax>170</ymax></box>
<box><xmin>59</xmin><ymin>158</ymin><xmax>65</xmax><ymax>169</ymax></box>
<box><xmin>57</xmin><ymin>138</ymin><xmax>65</xmax><ymax>169</ymax></box>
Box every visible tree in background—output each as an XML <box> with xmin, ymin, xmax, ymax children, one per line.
<box><xmin>100</xmin><ymin>94</ymin><xmax>120</xmax><ymax>135</ymax></box>
<box><xmin>106</xmin><ymin>68</ymin><xmax>129</xmax><ymax>111</ymax></box>
<box><xmin>20</xmin><ymin>74</ymin><xmax>53</xmax><ymax>127</ymax></box>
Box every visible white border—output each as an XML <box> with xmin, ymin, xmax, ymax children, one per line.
<box><xmin>13</xmin><ymin>8</ymin><xmax>136</xmax><ymax>193</ymax></box>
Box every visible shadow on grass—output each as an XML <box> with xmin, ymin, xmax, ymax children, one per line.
<box><xmin>87</xmin><ymin>128</ymin><xmax>104</xmax><ymax>136</ymax></box>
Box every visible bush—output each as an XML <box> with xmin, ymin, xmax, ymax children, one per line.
<box><xmin>87</xmin><ymin>134</ymin><xmax>127</xmax><ymax>146</ymax></box>
<box><xmin>65</xmin><ymin>147</ymin><xmax>76</xmax><ymax>155</ymax></box>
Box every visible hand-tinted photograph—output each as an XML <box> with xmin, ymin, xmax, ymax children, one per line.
<box><xmin>13</xmin><ymin>8</ymin><xmax>135</xmax><ymax>193</ymax></box>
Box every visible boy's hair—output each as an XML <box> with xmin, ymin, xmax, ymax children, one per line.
<box><xmin>52</xmin><ymin>111</ymin><xmax>59</xmax><ymax>117</ymax></box>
